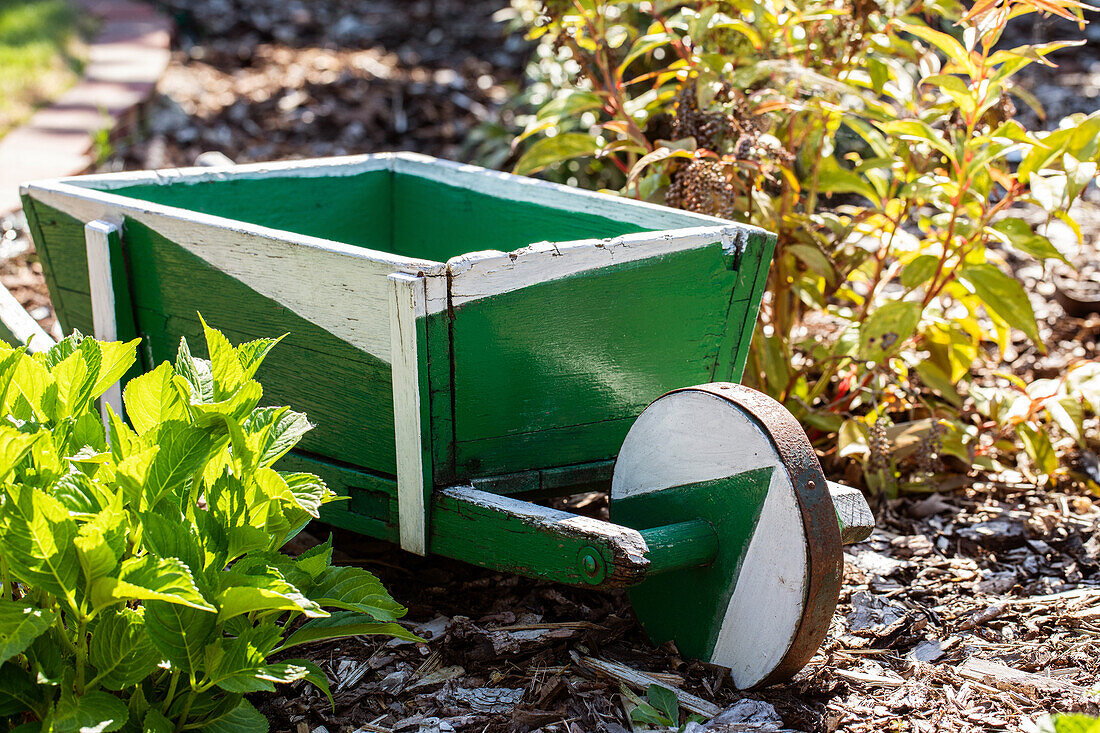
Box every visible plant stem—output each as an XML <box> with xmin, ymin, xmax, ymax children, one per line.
<box><xmin>162</xmin><ymin>671</ymin><xmax>181</xmax><ymax>715</ymax></box>
<box><xmin>75</xmin><ymin>617</ymin><xmax>88</xmax><ymax>694</ymax></box>
<box><xmin>174</xmin><ymin>688</ymin><xmax>198</xmax><ymax>732</ymax></box>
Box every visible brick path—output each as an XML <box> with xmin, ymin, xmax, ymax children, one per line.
<box><xmin>0</xmin><ymin>0</ymin><xmax>172</xmax><ymax>214</ymax></box>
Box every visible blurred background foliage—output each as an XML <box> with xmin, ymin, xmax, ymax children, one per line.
<box><xmin>480</xmin><ymin>0</ymin><xmax>1100</xmax><ymax>496</ymax></box>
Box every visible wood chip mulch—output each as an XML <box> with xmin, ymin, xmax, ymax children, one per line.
<box><xmin>262</xmin><ymin>481</ymin><xmax>1100</xmax><ymax>733</ymax></box>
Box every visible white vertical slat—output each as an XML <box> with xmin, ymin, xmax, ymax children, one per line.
<box><xmin>389</xmin><ymin>272</ymin><xmax>429</xmax><ymax>555</ymax></box>
<box><xmin>84</xmin><ymin>219</ymin><xmax>123</xmax><ymax>423</ymax></box>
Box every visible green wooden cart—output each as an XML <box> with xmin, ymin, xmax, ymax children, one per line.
<box><xmin>19</xmin><ymin>153</ymin><xmax>872</xmax><ymax>689</ymax></box>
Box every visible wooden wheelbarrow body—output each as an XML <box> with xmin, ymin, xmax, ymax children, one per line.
<box><xmin>20</xmin><ymin>153</ymin><xmax>870</xmax><ymax>688</ymax></box>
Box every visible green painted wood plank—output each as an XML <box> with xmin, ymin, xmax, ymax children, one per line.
<box><xmin>425</xmin><ymin>309</ymin><xmax>455</xmax><ymax>483</ymax></box>
<box><xmin>468</xmin><ymin>459</ymin><xmax>613</xmax><ymax>498</ymax></box>
<box><xmin>427</xmin><ymin>485</ymin><xmax>648</xmax><ymax>589</ymax></box>
<box><xmin>724</xmin><ymin>231</ymin><xmax>776</xmax><ymax>383</ymax></box>
<box><xmin>449</xmin><ymin>244</ymin><xmax>735</xmax><ymax>478</ymax></box>
<box><xmin>104</xmin><ymin>170</ymin><xmax>393</xmax><ymax>253</ymax></box>
<box><xmin>391</xmin><ymin>172</ymin><xmax>651</xmax><ymax>263</ymax></box>
<box><xmin>454</xmin><ymin>416</ymin><xmax>635</xmax><ymax>478</ymax></box>
<box><xmin>21</xmin><ymin>198</ymin><xmax>94</xmax><ymax>338</ymax></box>
<box><xmin>279</xmin><ymin>452</ymin><xmax>400</xmax><ymax>543</ymax></box>
<box><xmin>33</xmin><ymin>203</ymin><xmax>399</xmax><ymax>473</ymax></box>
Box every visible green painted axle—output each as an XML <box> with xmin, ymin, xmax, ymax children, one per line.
<box><xmin>640</xmin><ymin>520</ymin><xmax>720</xmax><ymax>575</ymax></box>
<box><xmin>283</xmin><ymin>452</ymin><xmax>872</xmax><ymax>590</ymax></box>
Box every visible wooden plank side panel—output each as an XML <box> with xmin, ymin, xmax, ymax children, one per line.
<box><xmin>721</xmin><ymin>231</ymin><xmax>774</xmax><ymax>383</ymax></box>
<box><xmin>449</xmin><ymin>244</ymin><xmax>736</xmax><ymax>478</ymax></box>
<box><xmin>23</xmin><ymin>198</ymin><xmax>403</xmax><ymax>473</ymax></box>
<box><xmin>102</xmin><ymin>169</ymin><xmax>394</xmax><ymax>253</ymax></box>
<box><xmin>24</xmin><ymin>184</ymin><xmax>442</xmax><ymax>363</ymax></box>
<box><xmin>23</xmin><ymin>198</ymin><xmax>95</xmax><ymax>337</ymax></box>
<box><xmin>389</xmin><ymin>273</ymin><xmax>433</xmax><ymax>555</ymax></box>
<box><xmin>116</xmin><ymin>218</ymin><xmax>400</xmax><ymax>473</ymax></box>
<box><xmin>712</xmin><ymin>230</ymin><xmax>777</xmax><ymax>383</ymax></box>
<box><xmin>391</xmin><ymin>172</ymin><xmax>652</xmax><ymax>264</ymax></box>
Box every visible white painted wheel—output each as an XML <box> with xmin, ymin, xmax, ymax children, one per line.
<box><xmin>610</xmin><ymin>383</ymin><xmax>842</xmax><ymax>689</ymax></box>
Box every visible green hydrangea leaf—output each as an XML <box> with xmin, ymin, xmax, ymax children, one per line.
<box><xmin>0</xmin><ymin>484</ymin><xmax>79</xmax><ymax>605</ymax></box>
<box><xmin>309</xmin><ymin>566</ymin><xmax>406</xmax><ymax>622</ymax></box>
<box><xmin>174</xmin><ymin>337</ymin><xmax>214</xmax><ymax>405</ymax></box>
<box><xmin>200</xmin><ymin>317</ymin><xmax>246</xmax><ymax>402</ymax></box>
<box><xmin>93</xmin><ymin>555</ymin><xmax>214</xmax><ymax>613</ymax></box>
<box><xmin>143</xmin><ymin>421</ymin><xmax>219</xmax><ymax>510</ymax></box>
<box><xmin>279</xmin><ymin>611</ymin><xmax>422</xmax><ymax>651</ymax></box>
<box><xmin>204</xmin><ymin>626</ymin><xmax>305</xmax><ymax>693</ymax></box>
<box><xmin>243</xmin><ymin>407</ymin><xmax>313</xmax><ymax>467</ymax></box>
<box><xmin>215</xmin><ymin>566</ymin><xmax>326</xmax><ymax>623</ymax></box>
<box><xmin>282</xmin><ymin>658</ymin><xmax>333</xmax><ymax>711</ymax></box>
<box><xmin>122</xmin><ymin>363</ymin><xmax>189</xmax><ymax>436</ymax></box>
<box><xmin>0</xmin><ymin>425</ymin><xmax>39</xmax><ymax>481</ymax></box>
<box><xmin>88</xmin><ymin>608</ymin><xmax>161</xmax><ymax>691</ymax></box>
<box><xmin>0</xmin><ymin>600</ymin><xmax>56</xmax><ymax>665</ymax></box>
<box><xmin>54</xmin><ymin>690</ymin><xmax>128</xmax><ymax>733</ymax></box>
<box><xmin>143</xmin><ymin>709</ymin><xmax>174</xmax><ymax>733</ymax></box>
<box><xmin>0</xmin><ymin>661</ymin><xmax>43</xmax><ymax>717</ymax></box>
<box><xmin>197</xmin><ymin>698</ymin><xmax>268</xmax><ymax>733</ymax></box>
<box><xmin>144</xmin><ymin>601</ymin><xmax>216</xmax><ymax>675</ymax></box>
<box><xmin>235</xmin><ymin>336</ymin><xmax>285</xmax><ymax>381</ymax></box>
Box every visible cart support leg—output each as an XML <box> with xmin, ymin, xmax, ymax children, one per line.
<box><xmin>85</xmin><ymin>219</ymin><xmax>124</xmax><ymax>422</ymax></box>
<box><xmin>389</xmin><ymin>272</ymin><xmax>433</xmax><ymax>556</ymax></box>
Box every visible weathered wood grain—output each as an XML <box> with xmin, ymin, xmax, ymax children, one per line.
<box><xmin>389</xmin><ymin>273</ymin><xmax>432</xmax><ymax>555</ymax></box>
<box><xmin>828</xmin><ymin>481</ymin><xmax>875</xmax><ymax>544</ymax></box>
<box><xmin>430</xmin><ymin>485</ymin><xmax>649</xmax><ymax>588</ymax></box>
<box><xmin>84</xmin><ymin>220</ymin><xmax>125</xmax><ymax>419</ymax></box>
<box><xmin>0</xmin><ymin>282</ymin><xmax>53</xmax><ymax>352</ymax></box>
<box><xmin>711</xmin><ymin>229</ymin><xmax>776</xmax><ymax>382</ymax></box>
<box><xmin>571</xmin><ymin>652</ymin><xmax>721</xmax><ymax>717</ymax></box>
<box><xmin>447</xmin><ymin>227</ymin><xmax>746</xmax><ymax>307</ymax></box>
<box><xmin>450</xmin><ymin>244</ymin><xmax>736</xmax><ymax>478</ymax></box>
<box><xmin>23</xmin><ymin>182</ymin><xmax>443</xmax><ymax>363</ymax></box>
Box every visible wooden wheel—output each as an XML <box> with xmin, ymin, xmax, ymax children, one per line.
<box><xmin>610</xmin><ymin>383</ymin><xmax>843</xmax><ymax>689</ymax></box>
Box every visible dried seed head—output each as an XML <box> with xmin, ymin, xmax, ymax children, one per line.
<box><xmin>868</xmin><ymin>416</ymin><xmax>892</xmax><ymax>471</ymax></box>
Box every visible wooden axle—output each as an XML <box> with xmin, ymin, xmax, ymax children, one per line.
<box><xmin>638</xmin><ymin>520</ymin><xmax>720</xmax><ymax>576</ymax></box>
<box><xmin>283</xmin><ymin>451</ymin><xmax>869</xmax><ymax>592</ymax></box>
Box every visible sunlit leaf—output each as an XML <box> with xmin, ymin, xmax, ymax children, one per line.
<box><xmin>514</xmin><ymin>133</ymin><xmax>601</xmax><ymax>176</ymax></box>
